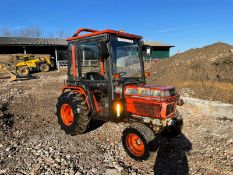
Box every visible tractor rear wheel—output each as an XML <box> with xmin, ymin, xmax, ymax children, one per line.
<box><xmin>40</xmin><ymin>63</ymin><xmax>50</xmax><ymax>72</ymax></box>
<box><xmin>122</xmin><ymin>123</ymin><xmax>155</xmax><ymax>161</ymax></box>
<box><xmin>56</xmin><ymin>91</ymin><xmax>91</xmax><ymax>135</ymax></box>
<box><xmin>16</xmin><ymin>66</ymin><xmax>30</xmax><ymax>77</ymax></box>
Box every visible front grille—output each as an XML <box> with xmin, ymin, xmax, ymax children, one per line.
<box><xmin>133</xmin><ymin>102</ymin><xmax>161</xmax><ymax>117</ymax></box>
<box><xmin>166</xmin><ymin>103</ymin><xmax>175</xmax><ymax>115</ymax></box>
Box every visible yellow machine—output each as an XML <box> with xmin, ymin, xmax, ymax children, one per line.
<box><xmin>13</xmin><ymin>54</ymin><xmax>53</xmax><ymax>77</ymax></box>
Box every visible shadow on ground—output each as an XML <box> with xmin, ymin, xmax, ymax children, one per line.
<box><xmin>150</xmin><ymin>133</ymin><xmax>192</xmax><ymax>175</ymax></box>
<box><xmin>86</xmin><ymin>120</ymin><xmax>105</xmax><ymax>133</ymax></box>
<box><xmin>16</xmin><ymin>75</ymin><xmax>40</xmax><ymax>81</ymax></box>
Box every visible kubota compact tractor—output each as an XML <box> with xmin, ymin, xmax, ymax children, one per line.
<box><xmin>56</xmin><ymin>28</ymin><xmax>184</xmax><ymax>161</ymax></box>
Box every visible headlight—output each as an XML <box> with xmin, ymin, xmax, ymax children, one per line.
<box><xmin>116</xmin><ymin>103</ymin><xmax>121</xmax><ymax>117</ymax></box>
<box><xmin>113</xmin><ymin>101</ymin><xmax>123</xmax><ymax>117</ymax></box>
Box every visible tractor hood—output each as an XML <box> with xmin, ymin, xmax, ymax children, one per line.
<box><xmin>123</xmin><ymin>84</ymin><xmax>182</xmax><ymax>119</ymax></box>
<box><xmin>124</xmin><ymin>85</ymin><xmax>178</xmax><ymax>99</ymax></box>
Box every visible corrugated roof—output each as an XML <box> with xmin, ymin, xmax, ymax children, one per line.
<box><xmin>143</xmin><ymin>41</ymin><xmax>174</xmax><ymax>47</ymax></box>
<box><xmin>0</xmin><ymin>37</ymin><xmax>67</xmax><ymax>46</ymax></box>
<box><xmin>0</xmin><ymin>37</ymin><xmax>173</xmax><ymax>48</ymax></box>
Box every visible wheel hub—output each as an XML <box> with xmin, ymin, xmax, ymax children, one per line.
<box><xmin>126</xmin><ymin>134</ymin><xmax>145</xmax><ymax>156</ymax></box>
<box><xmin>60</xmin><ymin>104</ymin><xmax>74</xmax><ymax>126</ymax></box>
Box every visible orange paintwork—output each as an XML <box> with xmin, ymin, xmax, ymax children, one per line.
<box><xmin>62</xmin><ymin>86</ymin><xmax>86</xmax><ymax>95</ymax></box>
<box><xmin>91</xmin><ymin>92</ymin><xmax>102</xmax><ymax>113</ymax></box>
<box><xmin>67</xmin><ymin>28</ymin><xmax>142</xmax><ymax>41</ymax></box>
<box><xmin>114</xmin><ymin>73</ymin><xmax>121</xmax><ymax>79</ymax></box>
<box><xmin>72</xmin><ymin>28</ymin><xmax>98</xmax><ymax>37</ymax></box>
<box><xmin>100</xmin><ymin>59</ymin><xmax>105</xmax><ymax>76</ymax></box>
<box><xmin>125</xmin><ymin>84</ymin><xmax>176</xmax><ymax>91</ymax></box>
<box><xmin>71</xmin><ymin>45</ymin><xmax>77</xmax><ymax>79</ymax></box>
<box><xmin>60</xmin><ymin>104</ymin><xmax>74</xmax><ymax>126</ymax></box>
<box><xmin>124</xmin><ymin>85</ymin><xmax>178</xmax><ymax>119</ymax></box>
<box><xmin>62</xmin><ymin>86</ymin><xmax>102</xmax><ymax>114</ymax></box>
<box><xmin>126</xmin><ymin>133</ymin><xmax>145</xmax><ymax>156</ymax></box>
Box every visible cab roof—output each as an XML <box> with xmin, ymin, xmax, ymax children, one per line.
<box><xmin>67</xmin><ymin>28</ymin><xmax>142</xmax><ymax>41</ymax></box>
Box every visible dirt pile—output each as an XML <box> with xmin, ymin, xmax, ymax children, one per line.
<box><xmin>146</xmin><ymin>42</ymin><xmax>233</xmax><ymax>103</ymax></box>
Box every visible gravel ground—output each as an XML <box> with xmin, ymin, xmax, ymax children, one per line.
<box><xmin>0</xmin><ymin>71</ymin><xmax>232</xmax><ymax>175</ymax></box>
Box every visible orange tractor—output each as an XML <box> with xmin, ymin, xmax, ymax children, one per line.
<box><xmin>56</xmin><ymin>28</ymin><xmax>184</xmax><ymax>161</ymax></box>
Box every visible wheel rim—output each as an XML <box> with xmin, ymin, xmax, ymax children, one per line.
<box><xmin>17</xmin><ymin>67</ymin><xmax>28</xmax><ymax>75</ymax></box>
<box><xmin>22</xmin><ymin>68</ymin><xmax>28</xmax><ymax>74</ymax></box>
<box><xmin>60</xmin><ymin>104</ymin><xmax>74</xmax><ymax>126</ymax></box>
<box><xmin>126</xmin><ymin>133</ymin><xmax>145</xmax><ymax>157</ymax></box>
<box><xmin>41</xmin><ymin>64</ymin><xmax>49</xmax><ymax>71</ymax></box>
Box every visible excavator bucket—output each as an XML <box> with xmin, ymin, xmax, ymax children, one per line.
<box><xmin>8</xmin><ymin>71</ymin><xmax>17</xmax><ymax>81</ymax></box>
<box><xmin>0</xmin><ymin>64</ymin><xmax>17</xmax><ymax>82</ymax></box>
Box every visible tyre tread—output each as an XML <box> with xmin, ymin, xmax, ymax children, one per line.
<box><xmin>56</xmin><ymin>90</ymin><xmax>90</xmax><ymax>135</ymax></box>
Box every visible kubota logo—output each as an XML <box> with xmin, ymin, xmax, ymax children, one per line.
<box><xmin>125</xmin><ymin>88</ymin><xmax>161</xmax><ymax>97</ymax></box>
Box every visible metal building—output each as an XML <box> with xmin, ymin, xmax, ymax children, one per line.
<box><xmin>142</xmin><ymin>41</ymin><xmax>174</xmax><ymax>60</ymax></box>
<box><xmin>0</xmin><ymin>37</ymin><xmax>68</xmax><ymax>67</ymax></box>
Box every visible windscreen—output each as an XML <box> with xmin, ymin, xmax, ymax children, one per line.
<box><xmin>111</xmin><ymin>37</ymin><xmax>142</xmax><ymax>78</ymax></box>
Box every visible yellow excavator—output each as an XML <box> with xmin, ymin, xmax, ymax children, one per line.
<box><xmin>13</xmin><ymin>54</ymin><xmax>53</xmax><ymax>77</ymax></box>
<box><xmin>0</xmin><ymin>54</ymin><xmax>54</xmax><ymax>81</ymax></box>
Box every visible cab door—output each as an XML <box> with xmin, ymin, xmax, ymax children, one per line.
<box><xmin>78</xmin><ymin>40</ymin><xmax>111</xmax><ymax>121</ymax></box>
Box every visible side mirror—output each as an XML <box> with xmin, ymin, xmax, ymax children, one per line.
<box><xmin>98</xmin><ymin>41</ymin><xmax>109</xmax><ymax>59</ymax></box>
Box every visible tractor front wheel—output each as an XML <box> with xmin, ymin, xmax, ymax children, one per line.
<box><xmin>40</xmin><ymin>63</ymin><xmax>50</xmax><ymax>72</ymax></box>
<box><xmin>16</xmin><ymin>66</ymin><xmax>30</xmax><ymax>77</ymax></box>
<box><xmin>56</xmin><ymin>91</ymin><xmax>91</xmax><ymax>135</ymax></box>
<box><xmin>122</xmin><ymin>123</ymin><xmax>155</xmax><ymax>161</ymax></box>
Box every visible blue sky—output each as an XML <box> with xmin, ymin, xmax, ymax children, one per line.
<box><xmin>0</xmin><ymin>0</ymin><xmax>233</xmax><ymax>54</ymax></box>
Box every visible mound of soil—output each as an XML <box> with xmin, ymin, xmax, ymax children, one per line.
<box><xmin>147</xmin><ymin>42</ymin><xmax>233</xmax><ymax>103</ymax></box>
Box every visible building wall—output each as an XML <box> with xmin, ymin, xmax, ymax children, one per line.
<box><xmin>151</xmin><ymin>47</ymin><xmax>170</xmax><ymax>59</ymax></box>
<box><xmin>143</xmin><ymin>46</ymin><xmax>171</xmax><ymax>60</ymax></box>
<box><xmin>0</xmin><ymin>46</ymin><xmax>67</xmax><ymax>59</ymax></box>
